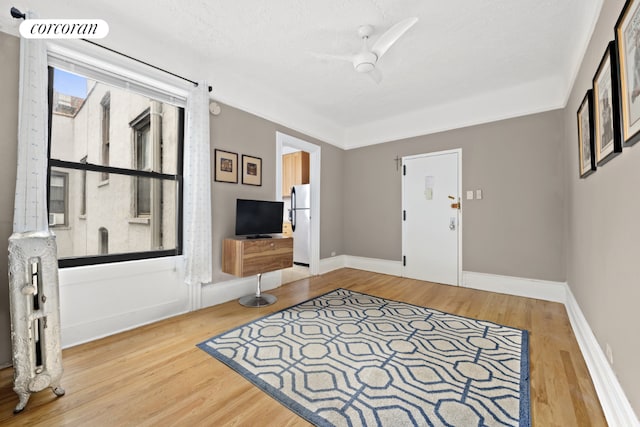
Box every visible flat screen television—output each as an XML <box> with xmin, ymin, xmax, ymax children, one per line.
<box><xmin>235</xmin><ymin>199</ymin><xmax>284</xmax><ymax>238</ymax></box>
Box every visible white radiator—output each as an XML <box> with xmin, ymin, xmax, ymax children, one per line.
<box><xmin>8</xmin><ymin>231</ymin><xmax>65</xmax><ymax>413</ymax></box>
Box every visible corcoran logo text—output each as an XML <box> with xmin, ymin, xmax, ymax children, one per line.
<box><xmin>19</xmin><ymin>19</ymin><xmax>109</xmax><ymax>39</ymax></box>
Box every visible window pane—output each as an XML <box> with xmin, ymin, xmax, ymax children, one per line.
<box><xmin>50</xmin><ymin>68</ymin><xmax>179</xmax><ymax>174</ymax></box>
<box><xmin>50</xmin><ymin>187</ymin><xmax>65</xmax><ymax>212</ymax></box>
<box><xmin>49</xmin><ymin>172</ymin><xmax>67</xmax><ymax>224</ymax></box>
<box><xmin>50</xmin><ymin>199</ymin><xmax>65</xmax><ymax>214</ymax></box>
<box><xmin>50</xmin><ymin>168</ymin><xmax>177</xmax><ymax>258</ymax></box>
<box><xmin>136</xmin><ymin>176</ymin><xmax>151</xmax><ymax>216</ymax></box>
<box><xmin>99</xmin><ymin>228</ymin><xmax>108</xmax><ymax>255</ymax></box>
<box><xmin>101</xmin><ymin>94</ymin><xmax>110</xmax><ymax>180</ymax></box>
<box><xmin>136</xmin><ymin>125</ymin><xmax>151</xmax><ymax>171</ymax></box>
<box><xmin>80</xmin><ymin>156</ymin><xmax>87</xmax><ymax>216</ymax></box>
<box><xmin>51</xmin><ymin>175</ymin><xmax>65</xmax><ymax>187</ymax></box>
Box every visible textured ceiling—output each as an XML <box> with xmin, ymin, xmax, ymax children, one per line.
<box><xmin>1</xmin><ymin>0</ymin><xmax>603</xmax><ymax>148</ymax></box>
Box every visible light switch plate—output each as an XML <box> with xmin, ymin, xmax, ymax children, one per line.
<box><xmin>476</xmin><ymin>189</ymin><xmax>483</xmax><ymax>200</ymax></box>
<box><xmin>466</xmin><ymin>190</ymin><xmax>474</xmax><ymax>200</ymax></box>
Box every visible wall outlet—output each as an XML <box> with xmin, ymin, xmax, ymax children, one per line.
<box><xmin>466</xmin><ymin>190</ymin><xmax>474</xmax><ymax>200</ymax></box>
<box><xmin>605</xmin><ymin>343</ymin><xmax>613</xmax><ymax>366</ymax></box>
<box><xmin>331</xmin><ymin>251</ymin><xmax>336</xmax><ymax>257</ymax></box>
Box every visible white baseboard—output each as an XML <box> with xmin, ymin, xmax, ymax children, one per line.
<box><xmin>319</xmin><ymin>255</ymin><xmax>346</xmax><ymax>274</ymax></box>
<box><xmin>462</xmin><ymin>271</ymin><xmax>567</xmax><ymax>303</ymax></box>
<box><xmin>319</xmin><ymin>255</ymin><xmax>401</xmax><ymax>276</ymax></box>
<box><xmin>564</xmin><ymin>289</ymin><xmax>639</xmax><ymax>426</ymax></box>
<box><xmin>344</xmin><ymin>255</ymin><xmax>403</xmax><ymax>276</ymax></box>
<box><xmin>62</xmin><ymin>299</ymin><xmax>189</xmax><ymax>349</ymax></box>
<box><xmin>201</xmin><ymin>271</ymin><xmax>282</xmax><ymax>308</ymax></box>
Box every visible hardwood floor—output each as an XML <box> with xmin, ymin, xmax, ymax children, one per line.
<box><xmin>0</xmin><ymin>268</ymin><xmax>606</xmax><ymax>426</ymax></box>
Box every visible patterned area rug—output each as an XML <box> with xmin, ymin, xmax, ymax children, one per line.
<box><xmin>198</xmin><ymin>289</ymin><xmax>530</xmax><ymax>426</ymax></box>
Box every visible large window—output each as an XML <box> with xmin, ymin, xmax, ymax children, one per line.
<box><xmin>47</xmin><ymin>66</ymin><xmax>184</xmax><ymax>267</ymax></box>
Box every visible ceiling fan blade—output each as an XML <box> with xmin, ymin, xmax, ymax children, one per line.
<box><xmin>371</xmin><ymin>17</ymin><xmax>418</xmax><ymax>59</ymax></box>
<box><xmin>368</xmin><ymin>68</ymin><xmax>382</xmax><ymax>84</ymax></box>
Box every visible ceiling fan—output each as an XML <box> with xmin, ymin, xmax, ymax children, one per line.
<box><xmin>314</xmin><ymin>17</ymin><xmax>418</xmax><ymax>83</ymax></box>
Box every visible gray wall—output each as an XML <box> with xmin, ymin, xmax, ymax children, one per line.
<box><xmin>3</xmin><ymin>4</ymin><xmax>638</xmax><ymax>414</ymax></box>
<box><xmin>0</xmin><ymin>32</ymin><xmax>19</xmax><ymax>366</ymax></box>
<box><xmin>564</xmin><ymin>0</ymin><xmax>640</xmax><ymax>413</ymax></box>
<box><xmin>210</xmin><ymin>103</ymin><xmax>344</xmax><ymax>282</ymax></box>
<box><xmin>344</xmin><ymin>110</ymin><xmax>566</xmax><ymax>282</ymax></box>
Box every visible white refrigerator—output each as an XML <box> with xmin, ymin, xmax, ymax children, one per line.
<box><xmin>290</xmin><ymin>184</ymin><xmax>311</xmax><ymax>265</ymax></box>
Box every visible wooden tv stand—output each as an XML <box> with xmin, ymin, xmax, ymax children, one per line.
<box><xmin>222</xmin><ymin>237</ymin><xmax>293</xmax><ymax>307</ymax></box>
<box><xmin>222</xmin><ymin>237</ymin><xmax>293</xmax><ymax>277</ymax></box>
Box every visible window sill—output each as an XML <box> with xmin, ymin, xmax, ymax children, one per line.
<box><xmin>128</xmin><ymin>217</ymin><xmax>150</xmax><ymax>225</ymax></box>
<box><xmin>50</xmin><ymin>225</ymin><xmax>71</xmax><ymax>230</ymax></box>
<box><xmin>98</xmin><ymin>180</ymin><xmax>109</xmax><ymax>187</ymax></box>
<box><xmin>79</xmin><ymin>214</ymin><xmax>86</xmax><ymax>220</ymax></box>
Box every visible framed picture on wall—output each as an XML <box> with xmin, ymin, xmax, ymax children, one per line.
<box><xmin>214</xmin><ymin>149</ymin><xmax>238</xmax><ymax>183</ymax></box>
<box><xmin>592</xmin><ymin>40</ymin><xmax>623</xmax><ymax>165</ymax></box>
<box><xmin>615</xmin><ymin>0</ymin><xmax>640</xmax><ymax>146</ymax></box>
<box><xmin>241</xmin><ymin>154</ymin><xmax>262</xmax><ymax>186</ymax></box>
<box><xmin>577</xmin><ymin>90</ymin><xmax>597</xmax><ymax>178</ymax></box>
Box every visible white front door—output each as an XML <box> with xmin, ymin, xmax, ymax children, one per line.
<box><xmin>402</xmin><ymin>150</ymin><xmax>461</xmax><ymax>285</ymax></box>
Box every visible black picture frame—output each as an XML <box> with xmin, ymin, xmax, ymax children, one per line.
<box><xmin>214</xmin><ymin>149</ymin><xmax>238</xmax><ymax>183</ymax></box>
<box><xmin>615</xmin><ymin>0</ymin><xmax>640</xmax><ymax>146</ymax></box>
<box><xmin>592</xmin><ymin>40</ymin><xmax>623</xmax><ymax>165</ymax></box>
<box><xmin>241</xmin><ymin>154</ymin><xmax>262</xmax><ymax>186</ymax></box>
<box><xmin>577</xmin><ymin>90</ymin><xmax>597</xmax><ymax>178</ymax></box>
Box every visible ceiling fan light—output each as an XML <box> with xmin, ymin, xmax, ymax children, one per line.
<box><xmin>355</xmin><ymin>62</ymin><xmax>375</xmax><ymax>73</ymax></box>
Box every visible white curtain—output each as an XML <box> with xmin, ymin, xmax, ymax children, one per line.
<box><xmin>13</xmin><ymin>29</ymin><xmax>49</xmax><ymax>233</ymax></box>
<box><xmin>183</xmin><ymin>81</ymin><xmax>212</xmax><ymax>308</ymax></box>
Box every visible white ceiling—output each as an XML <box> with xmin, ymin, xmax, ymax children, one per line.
<box><xmin>1</xmin><ymin>0</ymin><xmax>603</xmax><ymax>149</ymax></box>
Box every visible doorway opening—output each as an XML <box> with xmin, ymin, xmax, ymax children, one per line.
<box><xmin>276</xmin><ymin>132</ymin><xmax>321</xmax><ymax>281</ymax></box>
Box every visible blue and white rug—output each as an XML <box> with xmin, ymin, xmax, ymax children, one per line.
<box><xmin>198</xmin><ymin>288</ymin><xmax>530</xmax><ymax>426</ymax></box>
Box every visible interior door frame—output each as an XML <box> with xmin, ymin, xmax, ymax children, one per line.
<box><xmin>275</xmin><ymin>131</ymin><xmax>321</xmax><ymax>276</ymax></box>
<box><xmin>401</xmin><ymin>148</ymin><xmax>463</xmax><ymax>285</ymax></box>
